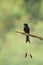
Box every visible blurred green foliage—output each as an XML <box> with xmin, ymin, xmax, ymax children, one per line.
<box><xmin>0</xmin><ymin>0</ymin><xmax>43</xmax><ymax>65</ymax></box>
<box><xmin>24</xmin><ymin>0</ymin><xmax>43</xmax><ymax>20</ymax></box>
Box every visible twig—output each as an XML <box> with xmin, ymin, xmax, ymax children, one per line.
<box><xmin>14</xmin><ymin>31</ymin><xmax>43</xmax><ymax>40</ymax></box>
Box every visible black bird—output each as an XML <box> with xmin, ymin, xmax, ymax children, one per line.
<box><xmin>23</xmin><ymin>23</ymin><xmax>30</xmax><ymax>43</ymax></box>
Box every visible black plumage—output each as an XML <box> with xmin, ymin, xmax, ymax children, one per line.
<box><xmin>30</xmin><ymin>54</ymin><xmax>32</xmax><ymax>58</ymax></box>
<box><xmin>25</xmin><ymin>52</ymin><xmax>27</xmax><ymax>58</ymax></box>
<box><xmin>24</xmin><ymin>23</ymin><xmax>30</xmax><ymax>43</ymax></box>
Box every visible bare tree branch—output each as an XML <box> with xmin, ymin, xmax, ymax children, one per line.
<box><xmin>14</xmin><ymin>31</ymin><xmax>43</xmax><ymax>40</ymax></box>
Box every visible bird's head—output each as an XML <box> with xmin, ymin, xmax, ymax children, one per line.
<box><xmin>24</xmin><ymin>23</ymin><xmax>28</xmax><ymax>27</ymax></box>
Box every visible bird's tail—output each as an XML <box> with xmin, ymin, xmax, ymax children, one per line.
<box><xmin>26</xmin><ymin>36</ymin><xmax>30</xmax><ymax>43</ymax></box>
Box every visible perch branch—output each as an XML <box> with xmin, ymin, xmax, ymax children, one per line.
<box><xmin>14</xmin><ymin>31</ymin><xmax>43</xmax><ymax>40</ymax></box>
